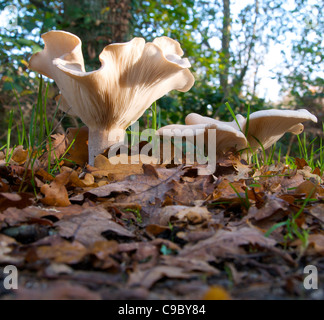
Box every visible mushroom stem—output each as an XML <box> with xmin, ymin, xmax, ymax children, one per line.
<box><xmin>88</xmin><ymin>127</ymin><xmax>126</xmax><ymax>166</ymax></box>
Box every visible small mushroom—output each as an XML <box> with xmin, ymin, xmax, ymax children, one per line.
<box><xmin>184</xmin><ymin>108</ymin><xmax>317</xmax><ymax>157</ymax></box>
<box><xmin>29</xmin><ymin>31</ymin><xmax>195</xmax><ymax>165</ymax></box>
<box><xmin>157</xmin><ymin>122</ymin><xmax>248</xmax><ymax>160</ymax></box>
<box><xmin>185</xmin><ymin>112</ymin><xmax>245</xmax><ymax>131</ymax></box>
<box><xmin>240</xmin><ymin>109</ymin><xmax>317</xmax><ymax>151</ymax></box>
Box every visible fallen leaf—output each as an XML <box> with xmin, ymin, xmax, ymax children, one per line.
<box><xmin>298</xmin><ymin>167</ymin><xmax>323</xmax><ymax>184</ymax></box>
<box><xmin>54</xmin><ymin>206</ymin><xmax>134</xmax><ymax>246</ymax></box>
<box><xmin>167</xmin><ymin>174</ymin><xmax>215</xmax><ymax>205</ymax></box>
<box><xmin>92</xmin><ymin>154</ymin><xmax>146</xmax><ymax>181</ymax></box>
<box><xmin>40</xmin><ymin>134</ymin><xmax>68</xmax><ymax>166</ymax></box>
<box><xmin>295</xmin><ymin>180</ymin><xmax>318</xmax><ymax>198</ymax></box>
<box><xmin>71</xmin><ymin>165</ymin><xmax>184</xmax><ymax>207</ymax></box>
<box><xmin>65</xmin><ymin>126</ymin><xmax>89</xmax><ymax>166</ymax></box>
<box><xmin>11</xmin><ymin>145</ymin><xmax>28</xmax><ymax>165</ymax></box>
<box><xmin>69</xmin><ymin>181</ymin><xmax>134</xmax><ymax>202</ymax></box>
<box><xmin>0</xmin><ymin>234</ymin><xmax>23</xmax><ymax>264</ymax></box>
<box><xmin>0</xmin><ymin>192</ymin><xmax>34</xmax><ymax>211</ymax></box>
<box><xmin>309</xmin><ymin>204</ymin><xmax>324</xmax><ymax>227</ymax></box>
<box><xmin>16</xmin><ymin>282</ymin><xmax>101</xmax><ymax>300</ymax></box>
<box><xmin>127</xmin><ymin>265</ymin><xmax>193</xmax><ymax>288</ymax></box>
<box><xmin>161</xmin><ymin>255</ymin><xmax>219</xmax><ymax>275</ymax></box>
<box><xmin>252</xmin><ymin>196</ymin><xmax>289</xmax><ymax>221</ymax></box>
<box><xmin>295</xmin><ymin>158</ymin><xmax>308</xmax><ymax>169</ymax></box>
<box><xmin>35</xmin><ymin>239</ymin><xmax>88</xmax><ymax>264</ymax></box>
<box><xmin>179</xmin><ymin>227</ymin><xmax>276</xmax><ymax>260</ymax></box>
<box><xmin>40</xmin><ymin>171</ymin><xmax>71</xmax><ymax>207</ymax></box>
<box><xmin>88</xmin><ymin>240</ymin><xmax>119</xmax><ymax>269</ymax></box>
<box><xmin>212</xmin><ymin>179</ymin><xmax>246</xmax><ymax>201</ymax></box>
<box><xmin>291</xmin><ymin>234</ymin><xmax>324</xmax><ymax>255</ymax></box>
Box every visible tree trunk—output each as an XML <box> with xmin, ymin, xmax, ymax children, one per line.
<box><xmin>61</xmin><ymin>0</ymin><xmax>132</xmax><ymax>69</ymax></box>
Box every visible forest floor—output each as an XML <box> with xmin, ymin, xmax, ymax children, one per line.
<box><xmin>0</xmin><ymin>133</ymin><xmax>323</xmax><ymax>300</ymax></box>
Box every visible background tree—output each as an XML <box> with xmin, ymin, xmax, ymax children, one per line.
<box><xmin>0</xmin><ymin>0</ymin><xmax>322</xmax><ymax>143</ymax></box>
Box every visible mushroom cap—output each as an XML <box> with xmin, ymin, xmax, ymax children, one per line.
<box><xmin>185</xmin><ymin>109</ymin><xmax>318</xmax><ymax>152</ymax></box>
<box><xmin>185</xmin><ymin>112</ymin><xmax>245</xmax><ymax>131</ymax></box>
<box><xmin>29</xmin><ymin>31</ymin><xmax>85</xmax><ymax>79</ymax></box>
<box><xmin>242</xmin><ymin>109</ymin><xmax>318</xmax><ymax>150</ymax></box>
<box><xmin>157</xmin><ymin>122</ymin><xmax>248</xmax><ymax>154</ymax></box>
<box><xmin>28</xmin><ymin>31</ymin><xmax>195</xmax><ymax>131</ymax></box>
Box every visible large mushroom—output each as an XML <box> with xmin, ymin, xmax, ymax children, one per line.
<box><xmin>29</xmin><ymin>31</ymin><xmax>195</xmax><ymax>165</ymax></box>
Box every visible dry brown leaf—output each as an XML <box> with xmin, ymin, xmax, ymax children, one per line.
<box><xmin>298</xmin><ymin>167</ymin><xmax>323</xmax><ymax>184</ymax></box>
<box><xmin>35</xmin><ymin>239</ymin><xmax>88</xmax><ymax>264</ymax></box>
<box><xmin>280</xmin><ymin>173</ymin><xmax>305</xmax><ymax>190</ymax></box>
<box><xmin>92</xmin><ymin>154</ymin><xmax>144</xmax><ymax>181</ymax></box>
<box><xmin>0</xmin><ymin>192</ymin><xmax>34</xmax><ymax>211</ymax></box>
<box><xmin>253</xmin><ymin>196</ymin><xmax>289</xmax><ymax>221</ymax></box>
<box><xmin>11</xmin><ymin>145</ymin><xmax>28</xmax><ymax>165</ymax></box>
<box><xmin>145</xmin><ymin>224</ymin><xmax>170</xmax><ymax>236</ymax></box>
<box><xmin>71</xmin><ymin>165</ymin><xmax>184</xmax><ymax>207</ymax></box>
<box><xmin>64</xmin><ymin>126</ymin><xmax>89</xmax><ymax>166</ymax></box>
<box><xmin>291</xmin><ymin>234</ymin><xmax>324</xmax><ymax>255</ymax></box>
<box><xmin>69</xmin><ymin>181</ymin><xmax>134</xmax><ymax>202</ymax></box>
<box><xmin>35</xmin><ymin>168</ymin><xmax>55</xmax><ymax>182</ymax></box>
<box><xmin>88</xmin><ymin>240</ymin><xmax>119</xmax><ymax>269</ymax></box>
<box><xmin>161</xmin><ymin>255</ymin><xmax>219</xmax><ymax>275</ymax></box>
<box><xmin>180</xmin><ymin>227</ymin><xmax>276</xmax><ymax>260</ymax></box>
<box><xmin>61</xmin><ymin>167</ymin><xmax>96</xmax><ymax>188</ymax></box>
<box><xmin>40</xmin><ymin>171</ymin><xmax>72</xmax><ymax>207</ymax></box>
<box><xmin>309</xmin><ymin>204</ymin><xmax>324</xmax><ymax>227</ymax></box>
<box><xmin>212</xmin><ymin>179</ymin><xmax>245</xmax><ymax>201</ymax></box>
<box><xmin>16</xmin><ymin>282</ymin><xmax>101</xmax><ymax>300</ymax></box>
<box><xmin>89</xmin><ymin>154</ymin><xmax>160</xmax><ymax>182</ymax></box>
<box><xmin>167</xmin><ymin>175</ymin><xmax>215</xmax><ymax>205</ymax></box>
<box><xmin>307</xmin><ymin>234</ymin><xmax>324</xmax><ymax>255</ymax></box>
<box><xmin>54</xmin><ymin>206</ymin><xmax>134</xmax><ymax>246</ymax></box>
<box><xmin>295</xmin><ymin>180</ymin><xmax>318</xmax><ymax>198</ymax></box>
<box><xmin>0</xmin><ymin>234</ymin><xmax>23</xmax><ymax>264</ymax></box>
<box><xmin>295</xmin><ymin>158</ymin><xmax>308</xmax><ymax>169</ymax></box>
<box><xmin>0</xmin><ymin>204</ymin><xmax>86</xmax><ymax>226</ymax></box>
<box><xmin>40</xmin><ymin>134</ymin><xmax>68</xmax><ymax>166</ymax></box>
<box><xmin>127</xmin><ymin>265</ymin><xmax>193</xmax><ymax>288</ymax></box>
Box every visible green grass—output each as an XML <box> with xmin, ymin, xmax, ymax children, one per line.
<box><xmin>229</xmin><ymin>182</ymin><xmax>251</xmax><ymax>210</ymax></box>
<box><xmin>225</xmin><ymin>102</ymin><xmax>324</xmax><ymax>173</ymax></box>
<box><xmin>125</xmin><ymin>207</ymin><xmax>143</xmax><ymax>224</ymax></box>
<box><xmin>264</xmin><ymin>187</ymin><xmax>315</xmax><ymax>250</ymax></box>
<box><xmin>3</xmin><ymin>76</ymin><xmax>76</xmax><ymax>193</ymax></box>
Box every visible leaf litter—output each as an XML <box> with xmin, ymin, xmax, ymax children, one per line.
<box><xmin>0</xmin><ymin>142</ymin><xmax>323</xmax><ymax>300</ymax></box>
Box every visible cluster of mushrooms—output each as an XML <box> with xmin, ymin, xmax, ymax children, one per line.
<box><xmin>29</xmin><ymin>31</ymin><xmax>317</xmax><ymax>166</ymax></box>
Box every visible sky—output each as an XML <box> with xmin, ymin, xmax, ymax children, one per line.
<box><xmin>208</xmin><ymin>0</ymin><xmax>322</xmax><ymax>102</ymax></box>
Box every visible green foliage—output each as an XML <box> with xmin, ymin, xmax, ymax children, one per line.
<box><xmin>0</xmin><ymin>1</ymin><xmax>61</xmax><ymax>93</ymax></box>
<box><xmin>0</xmin><ymin>0</ymin><xmax>322</xmax><ymax>142</ymax></box>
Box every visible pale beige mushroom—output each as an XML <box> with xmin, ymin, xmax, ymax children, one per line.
<box><xmin>29</xmin><ymin>31</ymin><xmax>194</xmax><ymax>165</ymax></box>
<box><xmin>185</xmin><ymin>112</ymin><xmax>245</xmax><ymax>131</ymax></box>
<box><xmin>240</xmin><ymin>109</ymin><xmax>317</xmax><ymax>151</ymax></box>
<box><xmin>184</xmin><ymin>109</ymin><xmax>317</xmax><ymax>157</ymax></box>
<box><xmin>157</xmin><ymin>122</ymin><xmax>248</xmax><ymax>162</ymax></box>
